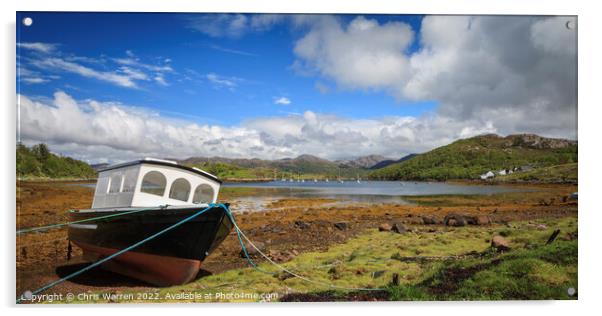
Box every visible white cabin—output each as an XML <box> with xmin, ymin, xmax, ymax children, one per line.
<box><xmin>91</xmin><ymin>158</ymin><xmax>221</xmax><ymax>209</ymax></box>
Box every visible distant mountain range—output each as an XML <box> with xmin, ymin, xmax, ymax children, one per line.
<box><xmin>179</xmin><ymin>153</ymin><xmax>406</xmax><ymax>178</ymax></box>
<box><xmin>19</xmin><ymin>133</ymin><xmax>577</xmax><ymax>183</ymax></box>
<box><xmin>368</xmin><ymin>154</ymin><xmax>418</xmax><ymax>170</ymax></box>
<box><xmin>335</xmin><ymin>155</ymin><xmax>392</xmax><ymax>169</ymax></box>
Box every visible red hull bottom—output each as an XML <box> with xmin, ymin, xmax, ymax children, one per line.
<box><xmin>75</xmin><ymin>241</ymin><xmax>202</xmax><ymax>286</ymax></box>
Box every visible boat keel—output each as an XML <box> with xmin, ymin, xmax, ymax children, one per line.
<box><xmin>75</xmin><ymin>241</ymin><xmax>202</xmax><ymax>286</ymax></box>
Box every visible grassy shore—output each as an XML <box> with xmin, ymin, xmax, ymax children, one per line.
<box><xmin>16</xmin><ymin>181</ymin><xmax>577</xmax><ymax>302</ymax></box>
<box><xmin>64</xmin><ymin>217</ymin><xmax>576</xmax><ymax>303</ymax></box>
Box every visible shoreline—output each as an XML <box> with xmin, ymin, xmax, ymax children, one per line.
<box><xmin>16</xmin><ymin>181</ymin><xmax>577</xmax><ymax>301</ymax></box>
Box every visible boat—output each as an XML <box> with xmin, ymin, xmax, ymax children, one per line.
<box><xmin>67</xmin><ymin>158</ymin><xmax>233</xmax><ymax>286</ymax></box>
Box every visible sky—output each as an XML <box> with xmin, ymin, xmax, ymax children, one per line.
<box><xmin>16</xmin><ymin>13</ymin><xmax>577</xmax><ymax>163</ymax></box>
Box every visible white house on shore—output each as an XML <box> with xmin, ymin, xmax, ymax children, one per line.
<box><xmin>480</xmin><ymin>171</ymin><xmax>495</xmax><ymax>180</ymax></box>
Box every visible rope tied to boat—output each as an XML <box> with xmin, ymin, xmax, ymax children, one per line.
<box><xmin>17</xmin><ymin>204</ymin><xmax>214</xmax><ymax>304</ymax></box>
<box><xmin>16</xmin><ymin>205</ymin><xmax>170</xmax><ymax>235</ymax></box>
<box><xmin>17</xmin><ymin>203</ymin><xmax>383</xmax><ymax>304</ymax></box>
<box><xmin>227</xmin><ymin>211</ymin><xmax>385</xmax><ymax>292</ymax></box>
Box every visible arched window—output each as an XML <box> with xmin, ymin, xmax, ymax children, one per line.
<box><xmin>169</xmin><ymin>178</ymin><xmax>191</xmax><ymax>202</ymax></box>
<box><xmin>108</xmin><ymin>174</ymin><xmax>123</xmax><ymax>193</ymax></box>
<box><xmin>192</xmin><ymin>184</ymin><xmax>214</xmax><ymax>204</ymax></box>
<box><xmin>140</xmin><ymin>171</ymin><xmax>166</xmax><ymax>196</ymax></box>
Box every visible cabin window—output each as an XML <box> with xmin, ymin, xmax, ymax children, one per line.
<box><xmin>108</xmin><ymin>174</ymin><xmax>123</xmax><ymax>193</ymax></box>
<box><xmin>122</xmin><ymin>168</ymin><xmax>138</xmax><ymax>193</ymax></box>
<box><xmin>95</xmin><ymin>177</ymin><xmax>109</xmax><ymax>195</ymax></box>
<box><xmin>169</xmin><ymin>178</ymin><xmax>191</xmax><ymax>202</ymax></box>
<box><xmin>140</xmin><ymin>171</ymin><xmax>167</xmax><ymax>196</ymax></box>
<box><xmin>192</xmin><ymin>184</ymin><xmax>214</xmax><ymax>204</ymax></box>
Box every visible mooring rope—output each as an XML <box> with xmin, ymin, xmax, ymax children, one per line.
<box><xmin>17</xmin><ymin>203</ymin><xmax>383</xmax><ymax>303</ymax></box>
<box><xmin>221</xmin><ymin>206</ymin><xmax>276</xmax><ymax>276</ymax></box>
<box><xmin>16</xmin><ymin>204</ymin><xmax>216</xmax><ymax>304</ymax></box>
<box><xmin>230</xmin><ymin>218</ymin><xmax>385</xmax><ymax>292</ymax></box>
<box><xmin>16</xmin><ymin>205</ymin><xmax>170</xmax><ymax>235</ymax></box>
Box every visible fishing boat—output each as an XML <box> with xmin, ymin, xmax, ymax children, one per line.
<box><xmin>67</xmin><ymin>158</ymin><xmax>233</xmax><ymax>286</ymax></box>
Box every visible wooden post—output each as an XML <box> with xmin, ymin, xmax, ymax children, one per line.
<box><xmin>546</xmin><ymin>229</ymin><xmax>561</xmax><ymax>245</ymax></box>
<box><xmin>392</xmin><ymin>273</ymin><xmax>400</xmax><ymax>286</ymax></box>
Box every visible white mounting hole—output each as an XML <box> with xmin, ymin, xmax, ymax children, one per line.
<box><xmin>22</xmin><ymin>17</ymin><xmax>33</xmax><ymax>27</ymax></box>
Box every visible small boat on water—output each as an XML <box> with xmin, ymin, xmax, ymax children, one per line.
<box><xmin>68</xmin><ymin>158</ymin><xmax>233</xmax><ymax>286</ymax></box>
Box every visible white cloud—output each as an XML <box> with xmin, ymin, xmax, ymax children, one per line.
<box><xmin>18</xmin><ymin>43</ymin><xmax>174</xmax><ymax>89</ymax></box>
<box><xmin>114</xmin><ymin>57</ymin><xmax>173</xmax><ymax>73</ymax></box>
<box><xmin>31</xmin><ymin>57</ymin><xmax>138</xmax><ymax>88</ymax></box>
<box><xmin>154</xmin><ymin>74</ymin><xmax>168</xmax><ymax>86</ymax></box>
<box><xmin>22</xmin><ymin>77</ymin><xmax>50</xmax><ymax>84</ymax></box>
<box><xmin>17</xmin><ymin>42</ymin><xmax>58</xmax><ymax>54</ymax></box>
<box><xmin>294</xmin><ymin>16</ymin><xmax>414</xmax><ymax>90</ymax></box>
<box><xmin>18</xmin><ymin>68</ymin><xmax>56</xmax><ymax>85</ymax></box>
<box><xmin>205</xmin><ymin>73</ymin><xmax>244</xmax><ymax>90</ymax></box>
<box><xmin>293</xmin><ymin>15</ymin><xmax>577</xmax><ymax>139</ymax></box>
<box><xmin>119</xmin><ymin>66</ymin><xmax>149</xmax><ymax>81</ymax></box>
<box><xmin>184</xmin><ymin>14</ymin><xmax>286</xmax><ymax>38</ymax></box>
<box><xmin>209</xmin><ymin>44</ymin><xmax>257</xmax><ymax>57</ymax></box>
<box><xmin>274</xmin><ymin>97</ymin><xmax>291</xmax><ymax>105</ymax></box>
<box><xmin>19</xmin><ymin>91</ymin><xmax>508</xmax><ymax>163</ymax></box>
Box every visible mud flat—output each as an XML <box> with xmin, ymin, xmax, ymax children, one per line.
<box><xmin>16</xmin><ymin>181</ymin><xmax>577</xmax><ymax>301</ymax></box>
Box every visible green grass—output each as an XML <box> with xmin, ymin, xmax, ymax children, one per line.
<box><xmin>17</xmin><ymin>143</ymin><xmax>96</xmax><ymax>179</ymax></box>
<box><xmin>495</xmin><ymin>163</ymin><xmax>577</xmax><ymax>183</ymax></box>
<box><xmin>369</xmin><ymin>134</ymin><xmax>577</xmax><ymax>181</ymax></box>
<box><xmin>73</xmin><ymin>216</ymin><xmax>577</xmax><ymax>303</ymax></box>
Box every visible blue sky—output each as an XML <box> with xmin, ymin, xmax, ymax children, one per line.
<box><xmin>17</xmin><ymin>13</ymin><xmax>435</xmax><ymax>127</ymax></box>
<box><xmin>16</xmin><ymin>13</ymin><xmax>576</xmax><ymax>162</ymax></box>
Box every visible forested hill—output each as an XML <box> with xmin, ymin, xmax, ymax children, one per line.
<box><xmin>369</xmin><ymin>134</ymin><xmax>577</xmax><ymax>181</ymax></box>
<box><xmin>17</xmin><ymin>143</ymin><xmax>96</xmax><ymax>179</ymax></box>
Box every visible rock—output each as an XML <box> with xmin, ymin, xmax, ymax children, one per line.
<box><xmin>328</xmin><ymin>266</ymin><xmax>341</xmax><ymax>280</ymax></box>
<box><xmin>371</xmin><ymin>270</ymin><xmax>386</xmax><ymax>278</ymax></box>
<box><xmin>334</xmin><ymin>222</ymin><xmax>349</xmax><ymax>230</ymax></box>
<box><xmin>294</xmin><ymin>220</ymin><xmax>311</xmax><ymax>230</ymax></box>
<box><xmin>422</xmin><ymin>216</ymin><xmax>438</xmax><ymax>225</ymax></box>
<box><xmin>276</xmin><ymin>271</ymin><xmax>294</xmax><ymax>281</ymax></box>
<box><xmin>444</xmin><ymin>214</ymin><xmax>467</xmax><ymax>227</ymax></box>
<box><xmin>476</xmin><ymin>216</ymin><xmax>491</xmax><ymax>225</ymax></box>
<box><xmin>239</xmin><ymin>240</ymin><xmax>265</xmax><ymax>258</ymax></box>
<box><xmin>536</xmin><ymin>224</ymin><xmax>548</xmax><ymax>230</ymax></box>
<box><xmin>491</xmin><ymin>235</ymin><xmax>510</xmax><ymax>251</ymax></box>
<box><xmin>378</xmin><ymin>223</ymin><xmax>392</xmax><ymax>232</ymax></box>
<box><xmin>464</xmin><ymin>216</ymin><xmax>478</xmax><ymax>225</ymax></box>
<box><xmin>406</xmin><ymin>217</ymin><xmax>424</xmax><ymax>225</ymax></box>
<box><xmin>391</xmin><ymin>223</ymin><xmax>408</xmax><ymax>234</ymax></box>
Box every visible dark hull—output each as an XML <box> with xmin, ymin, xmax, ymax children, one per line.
<box><xmin>68</xmin><ymin>205</ymin><xmax>233</xmax><ymax>286</ymax></box>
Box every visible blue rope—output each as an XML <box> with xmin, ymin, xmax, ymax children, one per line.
<box><xmin>17</xmin><ymin>205</ymin><xmax>169</xmax><ymax>235</ymax></box>
<box><xmin>17</xmin><ymin>204</ymin><xmax>219</xmax><ymax>304</ymax></box>
<box><xmin>221</xmin><ymin>206</ymin><xmax>275</xmax><ymax>275</ymax></box>
<box><xmin>17</xmin><ymin>203</ymin><xmax>277</xmax><ymax>303</ymax></box>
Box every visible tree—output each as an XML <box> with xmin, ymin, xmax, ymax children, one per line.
<box><xmin>31</xmin><ymin>143</ymin><xmax>50</xmax><ymax>163</ymax></box>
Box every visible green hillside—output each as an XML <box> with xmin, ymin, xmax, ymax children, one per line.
<box><xmin>495</xmin><ymin>163</ymin><xmax>577</xmax><ymax>183</ymax></box>
<box><xmin>16</xmin><ymin>143</ymin><xmax>96</xmax><ymax>179</ymax></box>
<box><xmin>186</xmin><ymin>161</ymin><xmax>277</xmax><ymax>180</ymax></box>
<box><xmin>369</xmin><ymin>134</ymin><xmax>577</xmax><ymax>181</ymax></box>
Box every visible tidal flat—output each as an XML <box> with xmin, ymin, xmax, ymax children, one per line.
<box><xmin>16</xmin><ymin>180</ymin><xmax>577</xmax><ymax>302</ymax></box>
